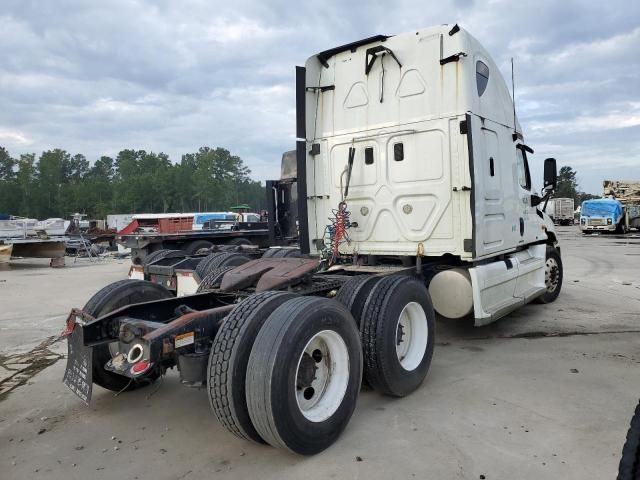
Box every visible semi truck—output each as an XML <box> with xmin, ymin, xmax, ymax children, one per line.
<box><xmin>579</xmin><ymin>198</ymin><xmax>625</xmax><ymax>233</ymax></box>
<box><xmin>544</xmin><ymin>197</ymin><xmax>574</xmax><ymax>225</ymax></box>
<box><xmin>62</xmin><ymin>25</ymin><xmax>562</xmax><ymax>455</ymax></box>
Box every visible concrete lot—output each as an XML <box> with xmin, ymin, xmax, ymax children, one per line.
<box><xmin>1</xmin><ymin>227</ymin><xmax>639</xmax><ymax>479</ymax></box>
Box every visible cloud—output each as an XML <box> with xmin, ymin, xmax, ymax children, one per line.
<box><xmin>0</xmin><ymin>129</ymin><xmax>31</xmax><ymax>146</ymax></box>
<box><xmin>0</xmin><ymin>0</ymin><xmax>639</xmax><ymax>194</ymax></box>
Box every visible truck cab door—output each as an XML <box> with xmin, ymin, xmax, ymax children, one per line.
<box><xmin>515</xmin><ymin>144</ymin><xmax>541</xmax><ymax>245</ymax></box>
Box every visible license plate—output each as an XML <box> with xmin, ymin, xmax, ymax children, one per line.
<box><xmin>63</xmin><ymin>327</ymin><xmax>93</xmax><ymax>403</ymax></box>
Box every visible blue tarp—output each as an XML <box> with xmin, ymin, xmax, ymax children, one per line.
<box><xmin>581</xmin><ymin>199</ymin><xmax>623</xmax><ymax>219</ymax></box>
<box><xmin>0</xmin><ymin>214</ymin><xmax>9</xmax><ymax>220</ymax></box>
<box><xmin>193</xmin><ymin>212</ymin><xmax>236</xmax><ymax>225</ymax></box>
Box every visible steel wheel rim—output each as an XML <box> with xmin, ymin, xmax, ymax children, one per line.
<box><xmin>295</xmin><ymin>330</ymin><xmax>349</xmax><ymax>423</ymax></box>
<box><xmin>545</xmin><ymin>257</ymin><xmax>559</xmax><ymax>293</ymax></box>
<box><xmin>395</xmin><ymin>302</ymin><xmax>428</xmax><ymax>371</ymax></box>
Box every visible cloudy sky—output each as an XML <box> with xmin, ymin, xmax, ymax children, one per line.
<box><xmin>1</xmin><ymin>0</ymin><xmax>639</xmax><ymax>193</ymax></box>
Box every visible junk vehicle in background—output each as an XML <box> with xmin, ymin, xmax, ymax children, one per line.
<box><xmin>544</xmin><ymin>197</ymin><xmax>574</xmax><ymax>225</ymax></box>
<box><xmin>603</xmin><ymin>179</ymin><xmax>640</xmax><ymax>231</ymax></box>
<box><xmin>116</xmin><ymin>212</ymin><xmax>269</xmax><ymax>265</ymax></box>
<box><xmin>0</xmin><ymin>216</ymin><xmax>67</xmax><ymax>263</ymax></box>
<box><xmin>62</xmin><ymin>25</ymin><xmax>563</xmax><ymax>455</ymax></box>
<box><xmin>579</xmin><ymin>198</ymin><xmax>625</xmax><ymax>234</ymax></box>
<box><xmin>117</xmin><ymin>152</ymin><xmax>298</xmax><ymax>266</ymax></box>
<box><xmin>65</xmin><ymin>213</ymin><xmax>119</xmax><ymax>255</ymax></box>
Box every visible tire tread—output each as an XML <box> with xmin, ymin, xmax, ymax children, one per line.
<box><xmin>208</xmin><ymin>291</ymin><xmax>294</xmax><ymax>442</ymax></box>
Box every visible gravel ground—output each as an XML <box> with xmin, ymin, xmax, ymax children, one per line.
<box><xmin>1</xmin><ymin>227</ymin><xmax>639</xmax><ymax>479</ymax></box>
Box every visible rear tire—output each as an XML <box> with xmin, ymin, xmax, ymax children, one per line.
<box><xmin>272</xmin><ymin>248</ymin><xmax>301</xmax><ymax>258</ymax></box>
<box><xmin>227</xmin><ymin>237</ymin><xmax>251</xmax><ymax>246</ymax></box>
<box><xmin>335</xmin><ymin>275</ymin><xmax>383</xmax><ymax>328</ymax></box>
<box><xmin>208</xmin><ymin>291</ymin><xmax>296</xmax><ymax>443</ymax></box>
<box><xmin>261</xmin><ymin>248</ymin><xmax>279</xmax><ymax>258</ymax></box>
<box><xmin>82</xmin><ymin>280</ymin><xmax>173</xmax><ymax>392</ymax></box>
<box><xmin>361</xmin><ymin>275</ymin><xmax>435</xmax><ymax>397</ymax></box>
<box><xmin>195</xmin><ymin>253</ymin><xmax>225</xmax><ymax>279</ymax></box>
<box><xmin>185</xmin><ymin>240</ymin><xmax>213</xmax><ymax>255</ymax></box>
<box><xmin>143</xmin><ymin>249</ymin><xmax>183</xmax><ymax>266</ymax></box>
<box><xmin>535</xmin><ymin>247</ymin><xmax>563</xmax><ymax>304</ymax></box>
<box><xmin>209</xmin><ymin>252</ymin><xmax>251</xmax><ymax>270</ymax></box>
<box><xmin>246</xmin><ymin>297</ymin><xmax>362</xmax><ymax>455</ymax></box>
<box><xmin>197</xmin><ymin>266</ymin><xmax>235</xmax><ymax>293</ymax></box>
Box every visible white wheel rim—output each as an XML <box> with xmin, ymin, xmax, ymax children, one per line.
<box><xmin>395</xmin><ymin>302</ymin><xmax>428</xmax><ymax>371</ymax></box>
<box><xmin>545</xmin><ymin>257</ymin><xmax>560</xmax><ymax>293</ymax></box>
<box><xmin>295</xmin><ymin>330</ymin><xmax>350</xmax><ymax>423</ymax></box>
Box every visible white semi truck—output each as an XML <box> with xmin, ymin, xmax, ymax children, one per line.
<box><xmin>545</xmin><ymin>197</ymin><xmax>575</xmax><ymax>225</ymax></box>
<box><xmin>62</xmin><ymin>25</ymin><xmax>562</xmax><ymax>455</ymax></box>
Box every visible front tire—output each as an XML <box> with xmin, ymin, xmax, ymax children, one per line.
<box><xmin>536</xmin><ymin>247</ymin><xmax>563</xmax><ymax>304</ymax></box>
<box><xmin>246</xmin><ymin>297</ymin><xmax>362</xmax><ymax>455</ymax></box>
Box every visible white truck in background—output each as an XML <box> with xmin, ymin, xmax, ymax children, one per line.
<box><xmin>63</xmin><ymin>25</ymin><xmax>563</xmax><ymax>455</ymax></box>
<box><xmin>545</xmin><ymin>197</ymin><xmax>575</xmax><ymax>225</ymax></box>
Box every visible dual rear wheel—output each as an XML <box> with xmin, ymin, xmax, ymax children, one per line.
<box><xmin>208</xmin><ymin>274</ymin><xmax>435</xmax><ymax>454</ymax></box>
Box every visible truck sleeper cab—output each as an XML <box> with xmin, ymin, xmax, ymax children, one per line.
<box><xmin>63</xmin><ymin>25</ymin><xmax>563</xmax><ymax>455</ymax></box>
<box><xmin>301</xmin><ymin>25</ymin><xmax>560</xmax><ymax>325</ymax></box>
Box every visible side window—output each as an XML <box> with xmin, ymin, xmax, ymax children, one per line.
<box><xmin>476</xmin><ymin>60</ymin><xmax>489</xmax><ymax>96</ymax></box>
<box><xmin>516</xmin><ymin>147</ymin><xmax>531</xmax><ymax>190</ymax></box>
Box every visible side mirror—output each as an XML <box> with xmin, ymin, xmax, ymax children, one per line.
<box><xmin>530</xmin><ymin>194</ymin><xmax>542</xmax><ymax>207</ymax></box>
<box><xmin>543</xmin><ymin>158</ymin><xmax>557</xmax><ymax>190</ymax></box>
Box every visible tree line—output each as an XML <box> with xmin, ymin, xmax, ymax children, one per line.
<box><xmin>0</xmin><ymin>146</ymin><xmax>267</xmax><ymax>220</ymax></box>
<box><xmin>554</xmin><ymin>166</ymin><xmax>600</xmax><ymax>206</ymax></box>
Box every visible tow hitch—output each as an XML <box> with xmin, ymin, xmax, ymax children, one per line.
<box><xmin>62</xmin><ymin>304</ymin><xmax>233</xmax><ymax>403</ymax></box>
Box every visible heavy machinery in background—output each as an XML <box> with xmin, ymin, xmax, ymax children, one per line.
<box><xmin>62</xmin><ymin>25</ymin><xmax>563</xmax><ymax>455</ymax></box>
<box><xmin>544</xmin><ymin>197</ymin><xmax>574</xmax><ymax>225</ymax></box>
<box><xmin>604</xmin><ymin>180</ymin><xmax>640</xmax><ymax>231</ymax></box>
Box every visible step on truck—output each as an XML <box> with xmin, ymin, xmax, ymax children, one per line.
<box><xmin>62</xmin><ymin>25</ymin><xmax>563</xmax><ymax>455</ymax></box>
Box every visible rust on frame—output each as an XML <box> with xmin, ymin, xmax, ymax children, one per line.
<box><xmin>220</xmin><ymin>258</ymin><xmax>320</xmax><ymax>292</ymax></box>
<box><xmin>142</xmin><ymin>305</ymin><xmax>234</xmax><ymax>343</ymax></box>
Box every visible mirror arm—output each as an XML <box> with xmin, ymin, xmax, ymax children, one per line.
<box><xmin>541</xmin><ymin>186</ymin><xmax>554</xmax><ymax>212</ymax></box>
